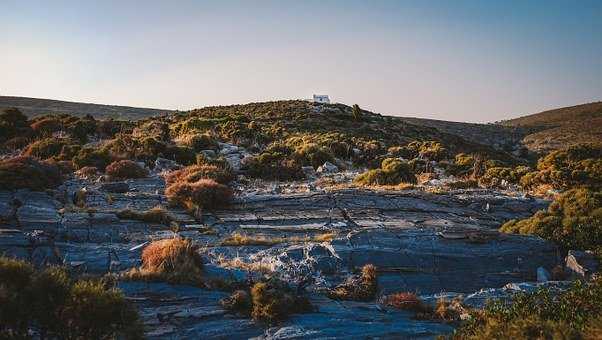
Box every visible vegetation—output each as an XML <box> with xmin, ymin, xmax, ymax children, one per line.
<box><xmin>0</xmin><ymin>156</ymin><xmax>62</xmax><ymax>190</ymax></box>
<box><xmin>125</xmin><ymin>238</ymin><xmax>203</xmax><ymax>285</ymax></box>
<box><xmin>105</xmin><ymin>160</ymin><xmax>148</xmax><ymax>180</ymax></box>
<box><xmin>220</xmin><ymin>232</ymin><xmax>335</xmax><ymax>246</ymax></box>
<box><xmin>72</xmin><ymin>147</ymin><xmax>113</xmax><ymax>170</ymax></box>
<box><xmin>164</xmin><ymin>164</ymin><xmax>234</xmax><ymax>186</ymax></box>
<box><xmin>0</xmin><ymin>257</ymin><xmax>143</xmax><ymax>339</ymax></box>
<box><xmin>116</xmin><ymin>206</ymin><xmax>173</xmax><ymax>225</ymax></box>
<box><xmin>221</xmin><ymin>279</ymin><xmax>312</xmax><ymax>323</ymax></box>
<box><xmin>520</xmin><ymin>143</ymin><xmax>602</xmax><ymax>190</ymax></box>
<box><xmin>479</xmin><ymin>165</ymin><xmax>531</xmax><ymax>188</ymax></box>
<box><xmin>0</xmin><ymin>108</ymin><xmax>32</xmax><ymax>144</ymax></box>
<box><xmin>501</xmin><ymin>188</ymin><xmax>602</xmax><ymax>254</ymax></box>
<box><xmin>355</xmin><ymin>158</ymin><xmax>416</xmax><ymax>186</ymax></box>
<box><xmin>452</xmin><ymin>277</ymin><xmax>602</xmax><ymax>339</ymax></box>
<box><xmin>383</xmin><ymin>292</ymin><xmax>429</xmax><ymax>313</ymax></box>
<box><xmin>328</xmin><ymin>264</ymin><xmax>378</xmax><ymax>301</ymax></box>
<box><xmin>165</xmin><ymin>178</ymin><xmax>233</xmax><ymax>210</ymax></box>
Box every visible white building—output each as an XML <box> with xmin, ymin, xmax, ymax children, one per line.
<box><xmin>313</xmin><ymin>95</ymin><xmax>330</xmax><ymax>104</ymax></box>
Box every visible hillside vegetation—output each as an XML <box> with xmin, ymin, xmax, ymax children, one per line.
<box><xmin>501</xmin><ymin>102</ymin><xmax>602</xmax><ymax>153</ymax></box>
<box><xmin>0</xmin><ymin>96</ymin><xmax>171</xmax><ymax>120</ymax></box>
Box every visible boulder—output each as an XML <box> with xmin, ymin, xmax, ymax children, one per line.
<box><xmin>565</xmin><ymin>250</ymin><xmax>599</xmax><ymax>279</ymax></box>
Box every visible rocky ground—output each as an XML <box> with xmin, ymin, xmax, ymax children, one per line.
<box><xmin>0</xmin><ymin>163</ymin><xmax>576</xmax><ymax>339</ymax></box>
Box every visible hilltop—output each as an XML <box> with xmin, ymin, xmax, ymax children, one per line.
<box><xmin>0</xmin><ymin>95</ymin><xmax>172</xmax><ymax>120</ymax></box>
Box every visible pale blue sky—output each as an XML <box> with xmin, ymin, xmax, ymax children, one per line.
<box><xmin>1</xmin><ymin>0</ymin><xmax>601</xmax><ymax>122</ymax></box>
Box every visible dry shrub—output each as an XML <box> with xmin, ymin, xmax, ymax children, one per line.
<box><xmin>0</xmin><ymin>156</ymin><xmax>62</xmax><ymax>190</ymax></box>
<box><xmin>116</xmin><ymin>206</ymin><xmax>173</xmax><ymax>225</ymax></box>
<box><xmin>126</xmin><ymin>238</ymin><xmax>203</xmax><ymax>284</ymax></box>
<box><xmin>75</xmin><ymin>166</ymin><xmax>99</xmax><ymax>179</ymax></box>
<box><xmin>383</xmin><ymin>292</ymin><xmax>428</xmax><ymax>313</ymax></box>
<box><xmin>250</xmin><ymin>280</ymin><xmax>313</xmax><ymax>323</ymax></box>
<box><xmin>105</xmin><ymin>160</ymin><xmax>148</xmax><ymax>180</ymax></box>
<box><xmin>165</xmin><ymin>179</ymin><xmax>233</xmax><ymax>210</ymax></box>
<box><xmin>30</xmin><ymin>117</ymin><xmax>62</xmax><ymax>136</ymax></box>
<box><xmin>220</xmin><ymin>290</ymin><xmax>252</xmax><ymax>315</ymax></box>
<box><xmin>164</xmin><ymin>164</ymin><xmax>234</xmax><ymax>186</ymax></box>
<box><xmin>328</xmin><ymin>264</ymin><xmax>378</xmax><ymax>301</ymax></box>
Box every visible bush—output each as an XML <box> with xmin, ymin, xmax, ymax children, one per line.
<box><xmin>383</xmin><ymin>292</ymin><xmax>428</xmax><ymax>313</ymax></box>
<box><xmin>452</xmin><ymin>277</ymin><xmax>602</xmax><ymax>339</ymax></box>
<box><xmin>165</xmin><ymin>179</ymin><xmax>233</xmax><ymax>210</ymax></box>
<box><xmin>328</xmin><ymin>264</ymin><xmax>378</xmax><ymax>301</ymax></box>
<box><xmin>500</xmin><ymin>188</ymin><xmax>601</xmax><ymax>252</ymax></box>
<box><xmin>220</xmin><ymin>290</ymin><xmax>252</xmax><ymax>315</ymax></box>
<box><xmin>30</xmin><ymin>117</ymin><xmax>62</xmax><ymax>136</ymax></box>
<box><xmin>22</xmin><ymin>137</ymin><xmax>74</xmax><ymax>160</ymax></box>
<box><xmin>105</xmin><ymin>160</ymin><xmax>148</xmax><ymax>180</ymax></box>
<box><xmin>164</xmin><ymin>164</ymin><xmax>234</xmax><ymax>186</ymax></box>
<box><xmin>244</xmin><ymin>151</ymin><xmax>305</xmax><ymax>181</ymax></box>
<box><xmin>116</xmin><ymin>206</ymin><xmax>173</xmax><ymax>225</ymax></box>
<box><xmin>292</xmin><ymin>143</ymin><xmax>335</xmax><ymax>169</ymax></box>
<box><xmin>520</xmin><ymin>143</ymin><xmax>602</xmax><ymax>190</ymax></box>
<box><xmin>126</xmin><ymin>238</ymin><xmax>203</xmax><ymax>285</ymax></box>
<box><xmin>0</xmin><ymin>156</ymin><xmax>62</xmax><ymax>190</ymax></box>
<box><xmin>250</xmin><ymin>279</ymin><xmax>312</xmax><ymax>323</ymax></box>
<box><xmin>355</xmin><ymin>158</ymin><xmax>416</xmax><ymax>186</ymax></box>
<box><xmin>177</xmin><ymin>133</ymin><xmax>218</xmax><ymax>151</ymax></box>
<box><xmin>0</xmin><ymin>108</ymin><xmax>32</xmax><ymax>144</ymax></box>
<box><xmin>72</xmin><ymin>147</ymin><xmax>113</xmax><ymax>170</ymax></box>
<box><xmin>479</xmin><ymin>165</ymin><xmax>531</xmax><ymax>188</ymax></box>
<box><xmin>0</xmin><ymin>257</ymin><xmax>143</xmax><ymax>339</ymax></box>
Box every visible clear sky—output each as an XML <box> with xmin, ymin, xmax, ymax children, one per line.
<box><xmin>1</xmin><ymin>0</ymin><xmax>601</xmax><ymax>122</ymax></box>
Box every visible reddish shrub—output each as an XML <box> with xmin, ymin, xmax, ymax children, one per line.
<box><xmin>0</xmin><ymin>156</ymin><xmax>62</xmax><ymax>190</ymax></box>
<box><xmin>164</xmin><ymin>164</ymin><xmax>234</xmax><ymax>186</ymax></box>
<box><xmin>383</xmin><ymin>292</ymin><xmax>427</xmax><ymax>312</ymax></box>
<box><xmin>30</xmin><ymin>117</ymin><xmax>62</xmax><ymax>136</ymax></box>
<box><xmin>105</xmin><ymin>160</ymin><xmax>148</xmax><ymax>180</ymax></box>
<box><xmin>165</xmin><ymin>179</ymin><xmax>233</xmax><ymax>209</ymax></box>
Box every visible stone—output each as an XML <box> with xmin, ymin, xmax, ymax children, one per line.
<box><xmin>200</xmin><ymin>149</ymin><xmax>217</xmax><ymax>159</ymax></box>
<box><xmin>219</xmin><ymin>143</ymin><xmax>240</xmax><ymax>155</ymax></box>
<box><xmin>537</xmin><ymin>267</ymin><xmax>551</xmax><ymax>282</ymax></box>
<box><xmin>565</xmin><ymin>250</ymin><xmax>599</xmax><ymax>279</ymax></box>
<box><xmin>100</xmin><ymin>181</ymin><xmax>129</xmax><ymax>193</ymax></box>
<box><xmin>154</xmin><ymin>157</ymin><xmax>180</xmax><ymax>172</ymax></box>
<box><xmin>302</xmin><ymin>166</ymin><xmax>317</xmax><ymax>178</ymax></box>
<box><xmin>316</xmin><ymin>161</ymin><xmax>339</xmax><ymax>174</ymax></box>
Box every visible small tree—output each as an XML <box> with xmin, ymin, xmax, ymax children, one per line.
<box><xmin>352</xmin><ymin>104</ymin><xmax>362</xmax><ymax>121</ymax></box>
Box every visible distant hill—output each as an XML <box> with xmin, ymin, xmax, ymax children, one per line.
<box><xmin>0</xmin><ymin>96</ymin><xmax>172</xmax><ymax>120</ymax></box>
<box><xmin>500</xmin><ymin>102</ymin><xmax>602</xmax><ymax>153</ymax></box>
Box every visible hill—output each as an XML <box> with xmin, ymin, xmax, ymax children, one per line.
<box><xmin>500</xmin><ymin>102</ymin><xmax>602</xmax><ymax>153</ymax></box>
<box><xmin>0</xmin><ymin>95</ymin><xmax>172</xmax><ymax>120</ymax></box>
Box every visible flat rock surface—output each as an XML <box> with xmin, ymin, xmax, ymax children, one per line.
<box><xmin>0</xmin><ymin>175</ymin><xmax>560</xmax><ymax>339</ymax></box>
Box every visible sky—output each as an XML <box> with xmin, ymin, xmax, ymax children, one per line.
<box><xmin>1</xmin><ymin>0</ymin><xmax>601</xmax><ymax>123</ymax></box>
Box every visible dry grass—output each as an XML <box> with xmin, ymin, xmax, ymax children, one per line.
<box><xmin>220</xmin><ymin>232</ymin><xmax>336</xmax><ymax>246</ymax></box>
<box><xmin>383</xmin><ymin>292</ymin><xmax>428</xmax><ymax>312</ymax></box>
<box><xmin>116</xmin><ymin>206</ymin><xmax>173</xmax><ymax>225</ymax></box>
<box><xmin>216</xmin><ymin>256</ymin><xmax>274</xmax><ymax>274</ymax></box>
<box><xmin>125</xmin><ymin>238</ymin><xmax>203</xmax><ymax>285</ymax></box>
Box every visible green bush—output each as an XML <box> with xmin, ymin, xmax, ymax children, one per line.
<box><xmin>22</xmin><ymin>137</ymin><xmax>74</xmax><ymax>160</ymax></box>
<box><xmin>452</xmin><ymin>277</ymin><xmax>602</xmax><ymax>339</ymax></box>
<box><xmin>355</xmin><ymin>158</ymin><xmax>416</xmax><ymax>186</ymax></box>
<box><xmin>250</xmin><ymin>279</ymin><xmax>312</xmax><ymax>323</ymax></box>
<box><xmin>479</xmin><ymin>165</ymin><xmax>531</xmax><ymax>188</ymax></box>
<box><xmin>520</xmin><ymin>143</ymin><xmax>602</xmax><ymax>190</ymax></box>
<box><xmin>73</xmin><ymin>147</ymin><xmax>113</xmax><ymax>170</ymax></box>
<box><xmin>0</xmin><ymin>156</ymin><xmax>62</xmax><ymax>190</ymax></box>
<box><xmin>500</xmin><ymin>188</ymin><xmax>602</xmax><ymax>252</ymax></box>
<box><xmin>244</xmin><ymin>147</ymin><xmax>305</xmax><ymax>181</ymax></box>
<box><xmin>0</xmin><ymin>257</ymin><xmax>143</xmax><ymax>339</ymax></box>
<box><xmin>30</xmin><ymin>117</ymin><xmax>62</xmax><ymax>136</ymax></box>
<box><xmin>292</xmin><ymin>143</ymin><xmax>335</xmax><ymax>169</ymax></box>
<box><xmin>0</xmin><ymin>108</ymin><xmax>32</xmax><ymax>143</ymax></box>
<box><xmin>164</xmin><ymin>164</ymin><xmax>234</xmax><ymax>186</ymax></box>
